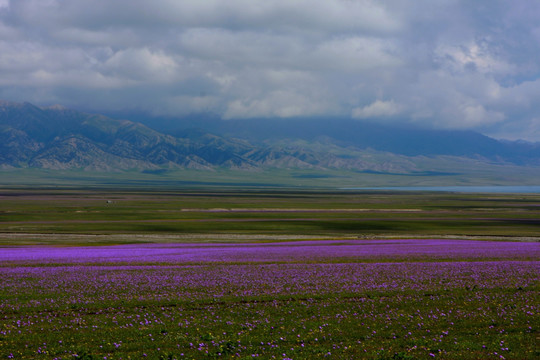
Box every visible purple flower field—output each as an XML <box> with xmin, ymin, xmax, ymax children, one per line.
<box><xmin>1</xmin><ymin>239</ymin><xmax>538</xmax><ymax>264</ymax></box>
<box><xmin>1</xmin><ymin>239</ymin><xmax>539</xmax><ymax>359</ymax></box>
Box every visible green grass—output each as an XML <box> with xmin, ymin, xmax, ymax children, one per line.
<box><xmin>2</xmin><ymin>166</ymin><xmax>540</xmax><ymax>190</ymax></box>
<box><xmin>1</xmin><ymin>189</ymin><xmax>540</xmax><ymax>243</ymax></box>
<box><xmin>0</xmin><ymin>186</ymin><xmax>538</xmax><ymax>359</ymax></box>
<box><xmin>1</xmin><ymin>262</ymin><xmax>537</xmax><ymax>359</ymax></box>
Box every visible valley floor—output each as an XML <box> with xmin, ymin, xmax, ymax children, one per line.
<box><xmin>0</xmin><ymin>189</ymin><xmax>539</xmax><ymax>359</ymax></box>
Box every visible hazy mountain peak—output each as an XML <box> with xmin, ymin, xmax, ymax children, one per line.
<box><xmin>1</xmin><ymin>100</ymin><xmax>539</xmax><ymax>171</ymax></box>
<box><xmin>41</xmin><ymin>104</ymin><xmax>67</xmax><ymax>111</ymax></box>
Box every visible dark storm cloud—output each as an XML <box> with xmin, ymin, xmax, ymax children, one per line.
<box><xmin>0</xmin><ymin>0</ymin><xmax>539</xmax><ymax>140</ymax></box>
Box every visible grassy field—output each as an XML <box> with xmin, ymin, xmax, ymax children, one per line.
<box><xmin>0</xmin><ymin>188</ymin><xmax>538</xmax><ymax>359</ymax></box>
<box><xmin>2</xmin><ymin>166</ymin><xmax>540</xmax><ymax>190</ymax></box>
<box><xmin>1</xmin><ymin>241</ymin><xmax>538</xmax><ymax>359</ymax></box>
<box><xmin>1</xmin><ymin>188</ymin><xmax>540</xmax><ymax>244</ymax></box>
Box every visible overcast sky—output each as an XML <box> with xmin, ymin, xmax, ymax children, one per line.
<box><xmin>1</xmin><ymin>0</ymin><xmax>539</xmax><ymax>141</ymax></box>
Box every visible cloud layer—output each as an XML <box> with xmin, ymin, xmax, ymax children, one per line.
<box><xmin>1</xmin><ymin>0</ymin><xmax>539</xmax><ymax>140</ymax></box>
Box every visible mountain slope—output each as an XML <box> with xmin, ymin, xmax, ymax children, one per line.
<box><xmin>127</xmin><ymin>114</ymin><xmax>540</xmax><ymax>162</ymax></box>
<box><xmin>0</xmin><ymin>101</ymin><xmax>257</xmax><ymax>170</ymax></box>
<box><xmin>1</xmin><ymin>100</ymin><xmax>539</xmax><ymax>171</ymax></box>
<box><xmin>206</xmin><ymin>117</ymin><xmax>523</xmax><ymax>159</ymax></box>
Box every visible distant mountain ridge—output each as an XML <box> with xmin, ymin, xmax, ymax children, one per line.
<box><xmin>141</xmin><ymin>116</ymin><xmax>540</xmax><ymax>162</ymax></box>
<box><xmin>1</xmin><ymin>100</ymin><xmax>539</xmax><ymax>171</ymax></box>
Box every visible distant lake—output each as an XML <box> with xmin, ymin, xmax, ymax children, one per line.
<box><xmin>342</xmin><ymin>186</ymin><xmax>540</xmax><ymax>194</ymax></box>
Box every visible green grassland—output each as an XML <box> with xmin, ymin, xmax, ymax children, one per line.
<box><xmin>1</xmin><ymin>185</ymin><xmax>540</xmax><ymax>244</ymax></box>
<box><xmin>0</xmin><ymin>181</ymin><xmax>539</xmax><ymax>359</ymax></box>
<box><xmin>2</xmin><ymin>273</ymin><xmax>537</xmax><ymax>359</ymax></box>
<box><xmin>2</xmin><ymin>164</ymin><xmax>540</xmax><ymax>190</ymax></box>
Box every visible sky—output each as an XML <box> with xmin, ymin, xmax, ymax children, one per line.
<box><xmin>0</xmin><ymin>0</ymin><xmax>540</xmax><ymax>141</ymax></box>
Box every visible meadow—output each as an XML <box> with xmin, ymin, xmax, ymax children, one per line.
<box><xmin>2</xmin><ymin>188</ymin><xmax>540</xmax><ymax>240</ymax></box>
<box><xmin>0</xmin><ymin>188</ymin><xmax>539</xmax><ymax>359</ymax></box>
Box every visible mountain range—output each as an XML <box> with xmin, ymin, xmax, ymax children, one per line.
<box><xmin>1</xmin><ymin>100</ymin><xmax>539</xmax><ymax>172</ymax></box>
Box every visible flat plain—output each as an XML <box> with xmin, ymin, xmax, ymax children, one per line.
<box><xmin>0</xmin><ymin>189</ymin><xmax>539</xmax><ymax>359</ymax></box>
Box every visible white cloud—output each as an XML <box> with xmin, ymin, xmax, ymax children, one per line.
<box><xmin>224</xmin><ymin>90</ymin><xmax>331</xmax><ymax>119</ymax></box>
<box><xmin>435</xmin><ymin>42</ymin><xmax>514</xmax><ymax>75</ymax></box>
<box><xmin>103</xmin><ymin>48</ymin><xmax>179</xmax><ymax>83</ymax></box>
<box><xmin>0</xmin><ymin>0</ymin><xmax>539</xmax><ymax>140</ymax></box>
<box><xmin>352</xmin><ymin>100</ymin><xmax>402</xmax><ymax>119</ymax></box>
<box><xmin>460</xmin><ymin>104</ymin><xmax>505</xmax><ymax>128</ymax></box>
